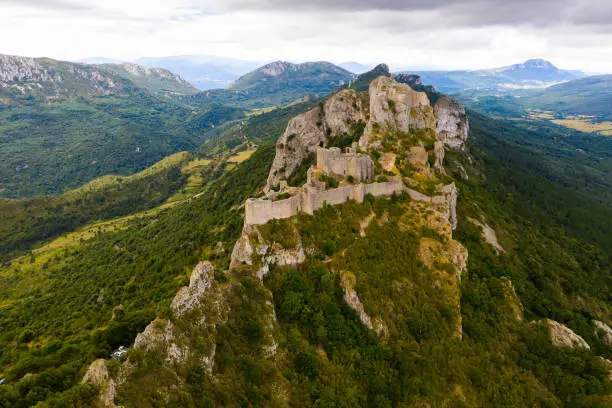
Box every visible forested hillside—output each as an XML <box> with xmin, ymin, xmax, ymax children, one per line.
<box><xmin>0</xmin><ymin>68</ymin><xmax>610</xmax><ymax>407</ymax></box>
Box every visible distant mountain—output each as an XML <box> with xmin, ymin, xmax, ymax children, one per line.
<box><xmin>0</xmin><ymin>53</ymin><xmax>239</xmax><ymax>197</ymax></box>
<box><xmin>0</xmin><ymin>54</ymin><xmax>198</xmax><ymax>101</ymax></box>
<box><xmin>482</xmin><ymin>59</ymin><xmax>584</xmax><ymax>83</ymax></box>
<box><xmin>459</xmin><ymin>75</ymin><xmax>612</xmax><ymax>122</ymax></box>
<box><xmin>97</xmin><ymin>62</ymin><xmax>198</xmax><ymax>96</ymax></box>
<box><xmin>137</xmin><ymin>55</ymin><xmax>261</xmax><ymax>90</ymax></box>
<box><xmin>408</xmin><ymin>59</ymin><xmax>587</xmax><ymax>94</ymax></box>
<box><xmin>338</xmin><ymin>61</ymin><xmax>373</xmax><ymax>74</ymax></box>
<box><xmin>187</xmin><ymin>61</ymin><xmax>354</xmax><ymax>109</ymax></box>
<box><xmin>526</xmin><ymin>75</ymin><xmax>612</xmax><ymax>119</ymax></box>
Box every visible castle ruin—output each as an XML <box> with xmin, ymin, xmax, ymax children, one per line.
<box><xmin>247</xmin><ymin>146</ymin><xmax>406</xmax><ymax>226</ymax></box>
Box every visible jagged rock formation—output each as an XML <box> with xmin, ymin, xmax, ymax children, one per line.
<box><xmin>266</xmin><ymin>107</ymin><xmax>325</xmax><ymax>190</ymax></box>
<box><xmin>170</xmin><ymin>261</ymin><xmax>215</xmax><ymax>316</ymax></box>
<box><xmin>360</xmin><ymin>76</ymin><xmax>436</xmax><ymax>150</ymax></box>
<box><xmin>340</xmin><ymin>270</ymin><xmax>388</xmax><ymax>338</ymax></box>
<box><xmin>541</xmin><ymin>319</ymin><xmax>590</xmax><ymax>349</ymax></box>
<box><xmin>433</xmin><ymin>95</ymin><xmax>469</xmax><ymax>150</ymax></box>
<box><xmin>600</xmin><ymin>357</ymin><xmax>612</xmax><ymax>381</ymax></box>
<box><xmin>133</xmin><ymin>261</ymin><xmax>226</xmax><ymax>367</ymax></box>
<box><xmin>82</xmin><ymin>359</ymin><xmax>120</xmax><ymax>408</ymax></box>
<box><xmin>266</xmin><ymin>89</ymin><xmax>364</xmax><ymax>190</ymax></box>
<box><xmin>237</xmin><ymin>74</ymin><xmax>468</xmax><ymax>340</ymax></box>
<box><xmin>594</xmin><ymin>320</ymin><xmax>612</xmax><ymax>346</ymax></box>
<box><xmin>91</xmin><ymin>72</ymin><xmax>475</xmax><ymax>406</ymax></box>
<box><xmin>267</xmin><ymin>73</ymin><xmax>469</xmax><ymax>192</ymax></box>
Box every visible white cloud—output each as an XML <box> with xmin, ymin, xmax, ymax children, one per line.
<box><xmin>0</xmin><ymin>0</ymin><xmax>610</xmax><ymax>72</ymax></box>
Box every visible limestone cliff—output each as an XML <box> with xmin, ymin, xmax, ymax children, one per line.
<box><xmin>433</xmin><ymin>95</ymin><xmax>469</xmax><ymax>150</ymax></box>
<box><xmin>360</xmin><ymin>76</ymin><xmax>436</xmax><ymax>150</ymax></box>
<box><xmin>266</xmin><ymin>89</ymin><xmax>365</xmax><ymax>190</ymax></box>
<box><xmin>267</xmin><ymin>73</ymin><xmax>469</xmax><ymax>191</ymax></box>
<box><xmin>266</xmin><ymin>106</ymin><xmax>325</xmax><ymax>190</ymax></box>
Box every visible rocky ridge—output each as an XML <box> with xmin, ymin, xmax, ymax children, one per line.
<box><xmin>235</xmin><ymin>73</ymin><xmax>470</xmax><ymax>341</ymax></box>
<box><xmin>0</xmin><ymin>53</ymin><xmax>196</xmax><ymax>99</ymax></box>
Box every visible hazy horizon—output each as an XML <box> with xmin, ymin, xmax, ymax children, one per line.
<box><xmin>1</xmin><ymin>0</ymin><xmax>611</xmax><ymax>73</ymax></box>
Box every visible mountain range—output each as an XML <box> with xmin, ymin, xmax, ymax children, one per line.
<box><xmin>410</xmin><ymin>59</ymin><xmax>587</xmax><ymax>94</ymax></box>
<box><xmin>185</xmin><ymin>60</ymin><xmax>354</xmax><ymax>109</ymax></box>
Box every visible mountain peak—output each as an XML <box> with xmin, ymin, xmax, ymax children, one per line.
<box><xmin>508</xmin><ymin>59</ymin><xmax>558</xmax><ymax>71</ymax></box>
<box><xmin>259</xmin><ymin>60</ymin><xmax>296</xmax><ymax>76</ymax></box>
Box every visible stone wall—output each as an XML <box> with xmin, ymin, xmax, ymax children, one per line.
<box><xmin>316</xmin><ymin>147</ymin><xmax>374</xmax><ymax>182</ymax></box>
<box><xmin>245</xmin><ymin>179</ymin><xmax>407</xmax><ymax>226</ymax></box>
<box><xmin>245</xmin><ymin>194</ymin><xmax>302</xmax><ymax>226</ymax></box>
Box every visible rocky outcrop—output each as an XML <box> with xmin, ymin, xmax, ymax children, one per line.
<box><xmin>266</xmin><ymin>90</ymin><xmax>365</xmax><ymax>191</ymax></box>
<box><xmin>267</xmin><ymin>107</ymin><xmax>325</xmax><ymax>190</ymax></box>
<box><xmin>323</xmin><ymin>89</ymin><xmax>365</xmax><ymax>137</ymax></box>
<box><xmin>469</xmin><ymin>218</ymin><xmax>505</xmax><ymax>253</ymax></box>
<box><xmin>133</xmin><ymin>261</ymin><xmax>226</xmax><ymax>369</ymax></box>
<box><xmin>0</xmin><ymin>54</ymin><xmax>50</xmax><ymax>82</ymax></box>
<box><xmin>433</xmin><ymin>141</ymin><xmax>446</xmax><ymax>174</ymax></box>
<box><xmin>340</xmin><ymin>271</ymin><xmax>387</xmax><ymax>338</ymax></box>
<box><xmin>171</xmin><ymin>261</ymin><xmax>215</xmax><ymax>316</ymax></box>
<box><xmin>82</xmin><ymin>359</ymin><xmax>120</xmax><ymax>408</ymax></box>
<box><xmin>594</xmin><ymin>320</ymin><xmax>612</xmax><ymax>346</ymax></box>
<box><xmin>360</xmin><ymin>76</ymin><xmax>436</xmax><ymax>149</ymax></box>
<box><xmin>433</xmin><ymin>95</ymin><xmax>469</xmax><ymax>150</ymax></box>
<box><xmin>542</xmin><ymin>319</ymin><xmax>590</xmax><ymax>349</ymax></box>
<box><xmin>599</xmin><ymin>357</ymin><xmax>612</xmax><ymax>381</ymax></box>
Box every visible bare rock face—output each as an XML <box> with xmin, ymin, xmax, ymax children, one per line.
<box><xmin>468</xmin><ymin>218</ymin><xmax>505</xmax><ymax>253</ymax></box>
<box><xmin>433</xmin><ymin>141</ymin><xmax>446</xmax><ymax>174</ymax></box>
<box><xmin>230</xmin><ymin>225</ymin><xmax>255</xmax><ymax>268</ymax></box>
<box><xmin>171</xmin><ymin>261</ymin><xmax>215</xmax><ymax>317</ymax></box>
<box><xmin>0</xmin><ymin>54</ymin><xmax>50</xmax><ymax>82</ymax></box>
<box><xmin>267</xmin><ymin>107</ymin><xmax>325</xmax><ymax>190</ymax></box>
<box><xmin>543</xmin><ymin>319</ymin><xmax>590</xmax><ymax>349</ymax></box>
<box><xmin>360</xmin><ymin>76</ymin><xmax>435</xmax><ymax>149</ymax></box>
<box><xmin>323</xmin><ymin>89</ymin><xmax>364</xmax><ymax>137</ymax></box>
<box><xmin>594</xmin><ymin>320</ymin><xmax>612</xmax><ymax>346</ymax></box>
<box><xmin>433</xmin><ymin>95</ymin><xmax>469</xmax><ymax>150</ymax></box>
<box><xmin>133</xmin><ymin>261</ymin><xmax>224</xmax><ymax>369</ymax></box>
<box><xmin>340</xmin><ymin>271</ymin><xmax>387</xmax><ymax>338</ymax></box>
<box><xmin>82</xmin><ymin>359</ymin><xmax>119</xmax><ymax>408</ymax></box>
<box><xmin>266</xmin><ymin>89</ymin><xmax>366</xmax><ymax>191</ymax></box>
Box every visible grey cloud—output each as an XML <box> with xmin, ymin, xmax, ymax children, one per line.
<box><xmin>223</xmin><ymin>0</ymin><xmax>612</xmax><ymax>27</ymax></box>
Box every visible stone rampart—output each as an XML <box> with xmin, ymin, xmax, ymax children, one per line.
<box><xmin>245</xmin><ymin>194</ymin><xmax>301</xmax><ymax>226</ymax></box>
<box><xmin>245</xmin><ymin>180</ymin><xmax>407</xmax><ymax>226</ymax></box>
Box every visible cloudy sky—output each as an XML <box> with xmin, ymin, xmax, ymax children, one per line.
<box><xmin>1</xmin><ymin>0</ymin><xmax>611</xmax><ymax>72</ymax></box>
